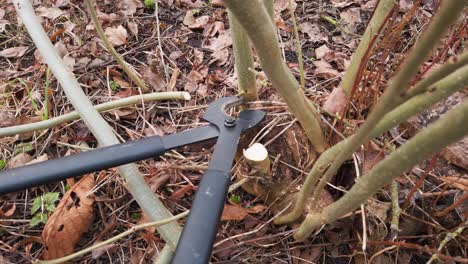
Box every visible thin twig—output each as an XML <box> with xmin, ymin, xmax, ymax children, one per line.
<box><xmin>34</xmin><ymin>212</ymin><xmax>189</xmax><ymax>264</ymax></box>
<box><xmin>0</xmin><ymin>92</ymin><xmax>190</xmax><ymax>137</ymax></box>
<box><xmin>85</xmin><ymin>0</ymin><xmax>149</xmax><ymax>92</ymax></box>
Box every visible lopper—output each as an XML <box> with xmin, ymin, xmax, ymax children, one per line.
<box><xmin>0</xmin><ymin>96</ymin><xmax>265</xmax><ymax>263</ymax></box>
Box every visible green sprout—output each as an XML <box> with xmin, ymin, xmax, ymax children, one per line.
<box><xmin>30</xmin><ymin>192</ymin><xmax>60</xmax><ymax>227</ymax></box>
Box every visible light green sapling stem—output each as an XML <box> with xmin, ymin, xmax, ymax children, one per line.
<box><xmin>0</xmin><ymin>92</ymin><xmax>190</xmax><ymax>137</ymax></box>
<box><xmin>307</xmin><ymin>0</ymin><xmax>466</xmax><ymax>216</ymax></box>
<box><xmin>224</xmin><ymin>0</ymin><xmax>327</xmax><ymax>152</ymax></box>
<box><xmin>338</xmin><ymin>0</ymin><xmax>396</xmax><ymax>95</ymax></box>
<box><xmin>294</xmin><ymin>100</ymin><xmax>468</xmax><ymax>240</ymax></box>
<box><xmin>228</xmin><ymin>11</ymin><xmax>257</xmax><ymax>101</ymax></box>
<box><xmin>275</xmin><ymin>61</ymin><xmax>468</xmax><ymax>225</ymax></box>
<box><xmin>85</xmin><ymin>0</ymin><xmax>149</xmax><ymax>92</ymax></box>
<box><xmin>263</xmin><ymin>0</ymin><xmax>274</xmax><ymax>20</ymax></box>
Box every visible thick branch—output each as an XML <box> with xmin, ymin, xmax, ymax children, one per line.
<box><xmin>0</xmin><ymin>92</ymin><xmax>190</xmax><ymax>137</ymax></box>
<box><xmin>295</xmin><ymin>100</ymin><xmax>468</xmax><ymax>240</ymax></box>
<box><xmin>228</xmin><ymin>10</ymin><xmax>257</xmax><ymax>101</ymax></box>
<box><xmin>224</xmin><ymin>0</ymin><xmax>326</xmax><ymax>152</ymax></box>
<box><xmin>340</xmin><ymin>0</ymin><xmax>396</xmax><ymax>95</ymax></box>
<box><xmin>275</xmin><ymin>62</ymin><xmax>468</xmax><ymax>225</ymax></box>
<box><xmin>14</xmin><ymin>0</ymin><xmax>182</xmax><ymax>248</ymax></box>
<box><xmin>406</xmin><ymin>51</ymin><xmax>468</xmax><ymax>98</ymax></box>
<box><xmin>303</xmin><ymin>0</ymin><xmax>465</xmax><ymax>219</ymax></box>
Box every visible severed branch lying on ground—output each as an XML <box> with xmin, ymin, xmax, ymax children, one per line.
<box><xmin>0</xmin><ymin>92</ymin><xmax>190</xmax><ymax>137</ymax></box>
<box><xmin>224</xmin><ymin>0</ymin><xmax>327</xmax><ymax>153</ymax></box>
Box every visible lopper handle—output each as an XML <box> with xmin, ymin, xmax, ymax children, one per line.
<box><xmin>0</xmin><ymin>136</ymin><xmax>166</xmax><ymax>195</ymax></box>
<box><xmin>172</xmin><ymin>169</ymin><xmax>231</xmax><ymax>264</ymax></box>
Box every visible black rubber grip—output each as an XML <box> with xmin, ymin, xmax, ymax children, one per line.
<box><xmin>0</xmin><ymin>136</ymin><xmax>166</xmax><ymax>195</ymax></box>
<box><xmin>172</xmin><ymin>169</ymin><xmax>231</xmax><ymax>264</ymax></box>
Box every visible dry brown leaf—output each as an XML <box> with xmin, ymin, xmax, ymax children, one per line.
<box><xmin>204</xmin><ymin>21</ymin><xmax>224</xmax><ymax>37</ymax></box>
<box><xmin>25</xmin><ymin>154</ymin><xmax>49</xmax><ymax>165</ymax></box>
<box><xmin>221</xmin><ymin>204</ymin><xmax>266</xmax><ymax>221</ymax></box>
<box><xmin>322</xmin><ymin>87</ymin><xmax>348</xmax><ymax>115</ymax></box>
<box><xmin>203</xmin><ymin>31</ymin><xmax>232</xmax><ymax>52</ymax></box>
<box><xmin>274</xmin><ymin>0</ymin><xmax>290</xmax><ymax>13</ymax></box>
<box><xmin>439</xmin><ymin>175</ymin><xmax>468</xmax><ymax>191</ymax></box>
<box><xmin>41</xmin><ymin>175</ymin><xmax>95</xmax><ymax>260</ymax></box>
<box><xmin>0</xmin><ymin>46</ymin><xmax>28</xmax><ymax>58</ymax></box>
<box><xmin>0</xmin><ymin>10</ymin><xmax>8</xmax><ymax>33</ymax></box>
<box><xmin>313</xmin><ymin>60</ymin><xmax>340</xmax><ymax>79</ymax></box>
<box><xmin>0</xmin><ymin>111</ymin><xmax>15</xmax><ymax>127</ymax></box>
<box><xmin>0</xmin><ymin>203</ymin><xmax>16</xmax><ymax>218</ymax></box>
<box><xmin>183</xmin><ymin>10</ymin><xmax>210</xmax><ymax>29</ymax></box>
<box><xmin>184</xmin><ymin>69</ymin><xmax>204</xmax><ymax>92</ymax></box>
<box><xmin>105</xmin><ymin>25</ymin><xmax>128</xmax><ymax>46</ymax></box>
<box><xmin>112</xmin><ymin>76</ymin><xmax>131</xmax><ymax>88</ymax></box>
<box><xmin>7</xmin><ymin>153</ymin><xmax>33</xmax><ymax>169</ymax></box>
<box><xmin>315</xmin><ymin>44</ymin><xmax>331</xmax><ymax>60</ymax></box>
<box><xmin>141</xmin><ymin>63</ymin><xmax>166</xmax><ymax>91</ymax></box>
<box><xmin>119</xmin><ymin>0</ymin><xmax>142</xmax><ymax>16</ymax></box>
<box><xmin>340</xmin><ymin>8</ymin><xmax>362</xmax><ymax>32</ymax></box>
<box><xmin>127</xmin><ymin>21</ymin><xmax>138</xmax><ymax>36</ymax></box>
<box><xmin>171</xmin><ymin>185</ymin><xmax>196</xmax><ymax>200</ymax></box>
<box><xmin>210</xmin><ymin>48</ymin><xmax>229</xmax><ymax>66</ymax></box>
<box><xmin>331</xmin><ymin>0</ymin><xmax>354</xmax><ymax>8</ymax></box>
<box><xmin>36</xmin><ymin>6</ymin><xmax>66</xmax><ymax>20</ymax></box>
<box><xmin>91</xmin><ymin>243</ymin><xmax>118</xmax><ymax>259</ymax></box>
<box><xmin>300</xmin><ymin>22</ymin><xmax>327</xmax><ymax>43</ymax></box>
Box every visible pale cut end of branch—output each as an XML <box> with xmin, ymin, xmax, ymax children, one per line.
<box><xmin>243</xmin><ymin>143</ymin><xmax>271</xmax><ymax>175</ymax></box>
<box><xmin>181</xmin><ymin>92</ymin><xmax>191</xmax><ymax>100</ymax></box>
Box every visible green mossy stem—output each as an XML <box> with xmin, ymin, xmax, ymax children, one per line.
<box><xmin>85</xmin><ymin>0</ymin><xmax>149</xmax><ymax>92</ymax></box>
<box><xmin>274</xmin><ymin>63</ymin><xmax>468</xmax><ymax>225</ymax></box>
<box><xmin>228</xmin><ymin>10</ymin><xmax>257</xmax><ymax>101</ymax></box>
<box><xmin>224</xmin><ymin>0</ymin><xmax>326</xmax><ymax>152</ymax></box>
<box><xmin>295</xmin><ymin>100</ymin><xmax>468</xmax><ymax>240</ymax></box>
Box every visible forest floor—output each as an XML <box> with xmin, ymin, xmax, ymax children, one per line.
<box><xmin>0</xmin><ymin>0</ymin><xmax>466</xmax><ymax>263</ymax></box>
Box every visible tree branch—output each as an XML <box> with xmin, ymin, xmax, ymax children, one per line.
<box><xmin>275</xmin><ymin>62</ymin><xmax>468</xmax><ymax>225</ymax></box>
<box><xmin>228</xmin><ymin>10</ymin><xmax>257</xmax><ymax>101</ymax></box>
<box><xmin>295</xmin><ymin>100</ymin><xmax>468</xmax><ymax>240</ymax></box>
<box><xmin>224</xmin><ymin>0</ymin><xmax>327</xmax><ymax>152</ymax></box>
<box><xmin>0</xmin><ymin>92</ymin><xmax>190</xmax><ymax>137</ymax></box>
<box><xmin>85</xmin><ymin>0</ymin><xmax>149</xmax><ymax>92</ymax></box>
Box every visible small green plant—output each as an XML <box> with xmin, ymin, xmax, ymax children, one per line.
<box><xmin>14</xmin><ymin>142</ymin><xmax>34</xmax><ymax>154</ymax></box>
<box><xmin>30</xmin><ymin>192</ymin><xmax>60</xmax><ymax>227</ymax></box>
<box><xmin>110</xmin><ymin>80</ymin><xmax>120</xmax><ymax>91</ymax></box>
<box><xmin>131</xmin><ymin>212</ymin><xmax>142</xmax><ymax>220</ymax></box>
<box><xmin>43</xmin><ymin>67</ymin><xmax>51</xmax><ymax>120</ymax></box>
<box><xmin>18</xmin><ymin>76</ymin><xmax>50</xmax><ymax>121</ymax></box>
<box><xmin>0</xmin><ymin>160</ymin><xmax>6</xmax><ymax>170</ymax></box>
<box><xmin>229</xmin><ymin>194</ymin><xmax>241</xmax><ymax>204</ymax></box>
<box><xmin>144</xmin><ymin>0</ymin><xmax>155</xmax><ymax>10</ymax></box>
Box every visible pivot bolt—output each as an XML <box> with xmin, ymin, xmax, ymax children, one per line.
<box><xmin>224</xmin><ymin>116</ymin><xmax>236</xmax><ymax>127</ymax></box>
